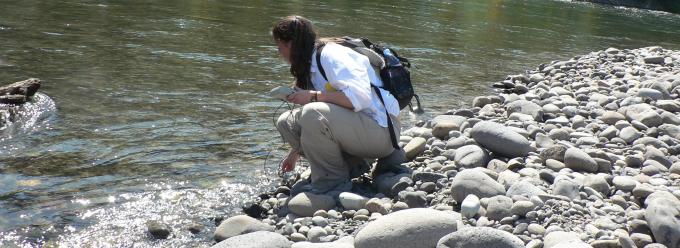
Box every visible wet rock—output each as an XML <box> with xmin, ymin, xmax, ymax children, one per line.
<box><xmin>470</xmin><ymin>121</ymin><xmax>532</xmax><ymax>158</ymax></box>
<box><xmin>147</xmin><ymin>221</ymin><xmax>171</xmax><ymax>239</ymax></box>
<box><xmin>354</xmin><ymin>208</ymin><xmax>460</xmax><ymax>248</ymax></box>
<box><xmin>212</xmin><ymin>231</ymin><xmax>291</xmax><ymax>248</ymax></box>
<box><xmin>436</xmin><ymin>226</ymin><xmax>524</xmax><ymax>248</ymax></box>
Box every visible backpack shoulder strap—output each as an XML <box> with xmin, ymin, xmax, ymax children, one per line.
<box><xmin>317</xmin><ymin>43</ymin><xmax>399</xmax><ymax>150</ymax></box>
<box><xmin>316</xmin><ymin>44</ymin><xmax>328</xmax><ymax>82</ymax></box>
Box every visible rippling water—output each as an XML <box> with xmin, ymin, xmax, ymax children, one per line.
<box><xmin>1</xmin><ymin>0</ymin><xmax>680</xmax><ymax>246</ymax></box>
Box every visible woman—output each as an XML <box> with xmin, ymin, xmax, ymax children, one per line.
<box><xmin>272</xmin><ymin>15</ymin><xmax>402</xmax><ymax>196</ymax></box>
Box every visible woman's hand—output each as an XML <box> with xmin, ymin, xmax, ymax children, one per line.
<box><xmin>287</xmin><ymin>90</ymin><xmax>316</xmax><ymax>105</ymax></box>
<box><xmin>281</xmin><ymin>149</ymin><xmax>300</xmax><ymax>172</ymax></box>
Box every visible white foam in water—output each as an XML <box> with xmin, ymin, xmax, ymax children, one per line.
<box><xmin>0</xmin><ymin>93</ymin><xmax>57</xmax><ymax>140</ymax></box>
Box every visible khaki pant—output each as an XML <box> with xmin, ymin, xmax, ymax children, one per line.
<box><xmin>276</xmin><ymin>102</ymin><xmax>399</xmax><ymax>193</ymax></box>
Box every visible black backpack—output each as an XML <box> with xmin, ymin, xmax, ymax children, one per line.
<box><xmin>316</xmin><ymin>37</ymin><xmax>423</xmax><ymax>149</ymax></box>
<box><xmin>317</xmin><ymin>37</ymin><xmax>422</xmax><ymax>112</ymax></box>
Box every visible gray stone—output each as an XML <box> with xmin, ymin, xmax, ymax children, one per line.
<box><xmin>398</xmin><ymin>191</ymin><xmax>427</xmax><ymax>208</ymax></box>
<box><xmin>644</xmin><ymin>191</ymin><xmax>680</xmax><ymax>248</ymax></box>
<box><xmin>630</xmin><ymin>233</ymin><xmax>653</xmax><ymax>248</ymax></box>
<box><xmin>288</xmin><ymin>193</ymin><xmax>336</xmax><ymax>217</ymax></box>
<box><xmin>212</xmin><ymin>231</ymin><xmax>291</xmax><ymax>248</ymax></box>
<box><xmin>510</xmin><ymin>200</ymin><xmax>535</xmax><ymax>217</ymax></box>
<box><xmin>338</xmin><ymin>192</ymin><xmax>369</xmax><ymax>210</ymax></box>
<box><xmin>292</xmin><ymin>236</ymin><xmax>354</xmax><ymax>248</ymax></box>
<box><xmin>506</xmin><ymin>100</ymin><xmax>544</xmax><ymax>121</ymax></box>
<box><xmin>436</xmin><ymin>226</ymin><xmax>524</xmax><ymax>248</ymax></box>
<box><xmin>147</xmin><ymin>221</ymin><xmax>171</xmax><ymax>239</ymax></box>
<box><xmin>486</xmin><ymin>195</ymin><xmax>513</xmax><ymax>221</ymax></box>
<box><xmin>454</xmin><ymin>145</ymin><xmax>490</xmax><ymax>168</ymax></box>
<box><xmin>412</xmin><ymin>171</ymin><xmax>446</xmax><ymax>183</ymax></box>
<box><xmin>432</xmin><ymin>115</ymin><xmax>468</xmax><ymax>140</ymax></box>
<box><xmin>584</xmin><ymin>174</ymin><xmax>611</xmax><ymax>196</ymax></box>
<box><xmin>461</xmin><ymin>194</ymin><xmax>481</xmax><ymax>218</ymax></box>
<box><xmin>374</xmin><ymin>172</ymin><xmax>412</xmax><ymax>197</ymax></box>
<box><xmin>601</xmin><ymin>111</ymin><xmax>626</xmax><ymax>125</ymax></box>
<box><xmin>638</xmin><ymin>88</ymin><xmax>664</xmax><ymax>101</ymax></box>
<box><xmin>307</xmin><ymin>226</ymin><xmax>327</xmax><ymax>242</ymax></box>
<box><xmin>620</xmin><ymin>126</ymin><xmax>643</xmax><ymax>144</ymax></box>
<box><xmin>564</xmin><ymin>147</ymin><xmax>598</xmax><ymax>173</ymax></box>
<box><xmin>470</xmin><ymin>121</ymin><xmax>533</xmax><ymax>158</ymax></box>
<box><xmin>214</xmin><ymin>215</ymin><xmax>274</xmax><ymax>242</ymax></box>
<box><xmin>644</xmin><ymin>56</ymin><xmax>664</xmax><ymax>64</ymax></box>
<box><xmin>540</xmin><ymin>145</ymin><xmax>568</xmax><ymax>162</ymax></box>
<box><xmin>450</xmin><ymin>169</ymin><xmax>506</xmax><ymax>203</ymax></box>
<box><xmin>405</xmin><ymin>137</ymin><xmax>427</xmax><ymax>160</ymax></box>
<box><xmin>506</xmin><ymin>179</ymin><xmax>547</xmax><ymax>198</ymax></box>
<box><xmin>354</xmin><ymin>208</ymin><xmax>460</xmax><ymax>248</ymax></box>
<box><xmin>552</xmin><ymin>176</ymin><xmax>581</xmax><ymax>200</ymax></box>
<box><xmin>612</xmin><ymin>176</ymin><xmax>638</xmax><ymax>191</ymax></box>
<box><xmin>544</xmin><ymin>231</ymin><xmax>589</xmax><ymax>248</ymax></box>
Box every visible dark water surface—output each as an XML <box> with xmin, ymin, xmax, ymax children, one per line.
<box><xmin>1</xmin><ymin>0</ymin><xmax>680</xmax><ymax>246</ymax></box>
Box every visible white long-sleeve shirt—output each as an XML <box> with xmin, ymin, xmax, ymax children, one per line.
<box><xmin>310</xmin><ymin>43</ymin><xmax>400</xmax><ymax>127</ymax></box>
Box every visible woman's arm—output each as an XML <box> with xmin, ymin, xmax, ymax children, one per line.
<box><xmin>286</xmin><ymin>90</ymin><xmax>354</xmax><ymax>109</ymax></box>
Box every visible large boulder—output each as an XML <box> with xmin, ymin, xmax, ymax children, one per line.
<box><xmin>214</xmin><ymin>215</ymin><xmax>274</xmax><ymax>242</ymax></box>
<box><xmin>454</xmin><ymin>145</ymin><xmax>490</xmax><ymax>168</ymax></box>
<box><xmin>564</xmin><ymin>148</ymin><xmax>598</xmax><ymax>173</ymax></box>
<box><xmin>470</xmin><ymin>121</ymin><xmax>532</xmax><ymax>158</ymax></box>
<box><xmin>437</xmin><ymin>227</ymin><xmax>524</xmax><ymax>248</ymax></box>
<box><xmin>288</xmin><ymin>192</ymin><xmax>336</xmax><ymax>217</ymax></box>
<box><xmin>212</xmin><ymin>231</ymin><xmax>291</xmax><ymax>248</ymax></box>
<box><xmin>644</xmin><ymin>191</ymin><xmax>680</xmax><ymax>248</ymax></box>
<box><xmin>354</xmin><ymin>208</ymin><xmax>460</xmax><ymax>248</ymax></box>
<box><xmin>505</xmin><ymin>100</ymin><xmax>544</xmax><ymax>121</ymax></box>
<box><xmin>450</xmin><ymin>169</ymin><xmax>505</xmax><ymax>203</ymax></box>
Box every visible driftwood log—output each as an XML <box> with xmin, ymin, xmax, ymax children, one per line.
<box><xmin>0</xmin><ymin>78</ymin><xmax>41</xmax><ymax>104</ymax></box>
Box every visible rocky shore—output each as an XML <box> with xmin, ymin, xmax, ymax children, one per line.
<box><xmin>203</xmin><ymin>46</ymin><xmax>680</xmax><ymax>248</ymax></box>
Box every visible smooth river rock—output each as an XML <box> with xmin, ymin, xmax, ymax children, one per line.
<box><xmin>288</xmin><ymin>192</ymin><xmax>336</xmax><ymax>217</ymax></box>
<box><xmin>354</xmin><ymin>208</ymin><xmax>460</xmax><ymax>248</ymax></box>
<box><xmin>436</xmin><ymin>226</ymin><xmax>524</xmax><ymax>248</ymax></box>
<box><xmin>564</xmin><ymin>147</ymin><xmax>598</xmax><ymax>173</ymax></box>
<box><xmin>454</xmin><ymin>145</ymin><xmax>490</xmax><ymax>168</ymax></box>
<box><xmin>644</xmin><ymin>191</ymin><xmax>680</xmax><ymax>248</ymax></box>
<box><xmin>212</xmin><ymin>231</ymin><xmax>291</xmax><ymax>248</ymax></box>
<box><xmin>214</xmin><ymin>215</ymin><xmax>274</xmax><ymax>242</ymax></box>
<box><xmin>450</xmin><ymin>169</ymin><xmax>506</xmax><ymax>203</ymax></box>
<box><xmin>470</xmin><ymin>121</ymin><xmax>532</xmax><ymax>158</ymax></box>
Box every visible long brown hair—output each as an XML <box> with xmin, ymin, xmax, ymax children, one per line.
<box><xmin>272</xmin><ymin>16</ymin><xmax>317</xmax><ymax>90</ymax></box>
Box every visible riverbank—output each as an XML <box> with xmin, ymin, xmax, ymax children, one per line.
<box><xmin>205</xmin><ymin>46</ymin><xmax>680</xmax><ymax>248</ymax></box>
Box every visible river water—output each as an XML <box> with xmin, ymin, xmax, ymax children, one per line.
<box><xmin>1</xmin><ymin>0</ymin><xmax>680</xmax><ymax>247</ymax></box>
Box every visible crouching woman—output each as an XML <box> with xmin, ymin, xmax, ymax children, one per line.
<box><xmin>272</xmin><ymin>15</ymin><xmax>403</xmax><ymax>196</ymax></box>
